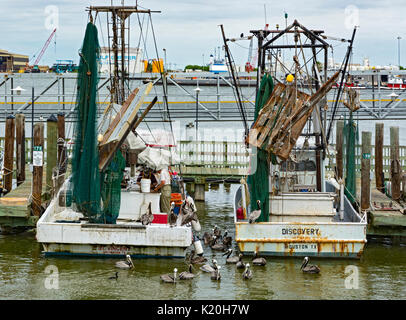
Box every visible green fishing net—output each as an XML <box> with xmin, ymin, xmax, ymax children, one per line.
<box><xmin>247</xmin><ymin>74</ymin><xmax>274</xmax><ymax>222</ymax></box>
<box><xmin>343</xmin><ymin>111</ymin><xmax>358</xmax><ymax>205</ymax></box>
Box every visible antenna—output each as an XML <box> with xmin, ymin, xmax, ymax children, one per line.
<box><xmin>264</xmin><ymin>4</ymin><xmax>267</xmax><ymax>26</ymax></box>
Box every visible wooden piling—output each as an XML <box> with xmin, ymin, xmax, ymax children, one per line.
<box><xmin>390</xmin><ymin>126</ymin><xmax>401</xmax><ymax>201</ymax></box>
<box><xmin>335</xmin><ymin>120</ymin><xmax>344</xmax><ymax>180</ymax></box>
<box><xmin>46</xmin><ymin>114</ymin><xmax>58</xmax><ymax>198</ymax></box>
<box><xmin>375</xmin><ymin>123</ymin><xmax>384</xmax><ymax>192</ymax></box>
<box><xmin>15</xmin><ymin>114</ymin><xmax>26</xmax><ymax>186</ymax></box>
<box><xmin>57</xmin><ymin>112</ymin><xmax>66</xmax><ymax>174</ymax></box>
<box><xmin>32</xmin><ymin>122</ymin><xmax>44</xmax><ymax>217</ymax></box>
<box><xmin>361</xmin><ymin>131</ymin><xmax>372</xmax><ymax>210</ymax></box>
<box><xmin>3</xmin><ymin>115</ymin><xmax>15</xmax><ymax>195</ymax></box>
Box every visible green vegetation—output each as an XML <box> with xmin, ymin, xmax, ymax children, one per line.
<box><xmin>400</xmin><ymin>66</ymin><xmax>405</xmax><ymax>70</ymax></box>
<box><xmin>184</xmin><ymin>65</ymin><xmax>209</xmax><ymax>71</ymax></box>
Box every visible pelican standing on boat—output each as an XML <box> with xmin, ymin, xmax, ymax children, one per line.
<box><xmin>160</xmin><ymin>268</ymin><xmax>178</xmax><ymax>283</ymax></box>
<box><xmin>223</xmin><ymin>248</ymin><xmax>240</xmax><ymax>264</ymax></box>
<box><xmin>168</xmin><ymin>202</ymin><xmax>177</xmax><ymax>226</ymax></box>
<box><xmin>115</xmin><ymin>254</ymin><xmax>134</xmax><ymax>269</ymax></box>
<box><xmin>300</xmin><ymin>257</ymin><xmax>320</xmax><ymax>274</ymax></box>
<box><xmin>248</xmin><ymin>200</ymin><xmax>262</xmax><ymax>223</ymax></box>
<box><xmin>242</xmin><ymin>263</ymin><xmax>253</xmax><ymax>280</ymax></box>
<box><xmin>179</xmin><ymin>264</ymin><xmax>196</xmax><ymax>280</ymax></box>
<box><xmin>252</xmin><ymin>251</ymin><xmax>267</xmax><ymax>266</ymax></box>
<box><xmin>140</xmin><ymin>202</ymin><xmax>154</xmax><ymax>225</ymax></box>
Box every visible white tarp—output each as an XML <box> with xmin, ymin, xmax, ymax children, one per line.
<box><xmin>137</xmin><ymin>147</ymin><xmax>179</xmax><ymax>170</ymax></box>
<box><xmin>126</xmin><ymin>131</ymin><xmax>147</xmax><ymax>151</ymax></box>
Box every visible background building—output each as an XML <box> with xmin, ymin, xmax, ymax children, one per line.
<box><xmin>99</xmin><ymin>47</ymin><xmax>143</xmax><ymax>74</ymax></box>
<box><xmin>0</xmin><ymin>49</ymin><xmax>29</xmax><ymax>72</ymax></box>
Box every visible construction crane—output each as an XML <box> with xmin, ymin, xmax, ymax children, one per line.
<box><xmin>26</xmin><ymin>28</ymin><xmax>57</xmax><ymax>73</ymax></box>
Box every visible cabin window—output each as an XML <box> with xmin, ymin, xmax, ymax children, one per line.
<box><xmin>280</xmin><ymin>159</ymin><xmax>316</xmax><ymax>172</ymax></box>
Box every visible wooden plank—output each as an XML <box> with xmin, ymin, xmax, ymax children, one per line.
<box><xmin>390</xmin><ymin>126</ymin><xmax>401</xmax><ymax>200</ymax></box>
<box><xmin>32</xmin><ymin>123</ymin><xmax>44</xmax><ymax>217</ymax></box>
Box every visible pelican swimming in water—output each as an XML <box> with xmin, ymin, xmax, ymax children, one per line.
<box><xmin>252</xmin><ymin>251</ymin><xmax>267</xmax><ymax>266</ymax></box>
<box><xmin>213</xmin><ymin>225</ymin><xmax>222</xmax><ymax>238</ymax></box>
<box><xmin>242</xmin><ymin>263</ymin><xmax>253</xmax><ymax>280</ymax></box>
<box><xmin>210</xmin><ymin>265</ymin><xmax>221</xmax><ymax>281</ymax></box>
<box><xmin>223</xmin><ymin>248</ymin><xmax>240</xmax><ymax>264</ymax></box>
<box><xmin>108</xmin><ymin>272</ymin><xmax>118</xmax><ymax>280</ymax></box>
<box><xmin>248</xmin><ymin>200</ymin><xmax>262</xmax><ymax>223</ymax></box>
<box><xmin>210</xmin><ymin>236</ymin><xmax>227</xmax><ymax>251</ymax></box>
<box><xmin>300</xmin><ymin>257</ymin><xmax>320</xmax><ymax>274</ymax></box>
<box><xmin>200</xmin><ymin>259</ymin><xmax>218</xmax><ymax>273</ymax></box>
<box><xmin>236</xmin><ymin>254</ymin><xmax>245</xmax><ymax>269</ymax></box>
<box><xmin>179</xmin><ymin>264</ymin><xmax>195</xmax><ymax>280</ymax></box>
<box><xmin>203</xmin><ymin>230</ymin><xmax>214</xmax><ymax>245</ymax></box>
<box><xmin>115</xmin><ymin>254</ymin><xmax>134</xmax><ymax>269</ymax></box>
<box><xmin>222</xmin><ymin>230</ymin><xmax>232</xmax><ymax>247</ymax></box>
<box><xmin>140</xmin><ymin>202</ymin><xmax>154</xmax><ymax>225</ymax></box>
<box><xmin>168</xmin><ymin>202</ymin><xmax>177</xmax><ymax>226</ymax></box>
<box><xmin>188</xmin><ymin>250</ymin><xmax>207</xmax><ymax>265</ymax></box>
<box><xmin>160</xmin><ymin>268</ymin><xmax>178</xmax><ymax>283</ymax></box>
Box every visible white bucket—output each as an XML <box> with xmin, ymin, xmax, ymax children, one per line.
<box><xmin>193</xmin><ymin>239</ymin><xmax>204</xmax><ymax>255</ymax></box>
<box><xmin>141</xmin><ymin>179</ymin><xmax>151</xmax><ymax>193</ymax></box>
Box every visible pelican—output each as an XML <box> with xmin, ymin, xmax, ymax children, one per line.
<box><xmin>248</xmin><ymin>200</ymin><xmax>262</xmax><ymax>223</ymax></box>
<box><xmin>203</xmin><ymin>231</ymin><xmax>214</xmax><ymax>245</ymax></box>
<box><xmin>222</xmin><ymin>248</ymin><xmax>240</xmax><ymax>264</ymax></box>
<box><xmin>252</xmin><ymin>251</ymin><xmax>267</xmax><ymax>266</ymax></box>
<box><xmin>108</xmin><ymin>272</ymin><xmax>118</xmax><ymax>280</ymax></box>
<box><xmin>115</xmin><ymin>254</ymin><xmax>134</xmax><ymax>269</ymax></box>
<box><xmin>300</xmin><ymin>257</ymin><xmax>320</xmax><ymax>274</ymax></box>
<box><xmin>200</xmin><ymin>259</ymin><xmax>217</xmax><ymax>273</ymax></box>
<box><xmin>141</xmin><ymin>202</ymin><xmax>154</xmax><ymax>225</ymax></box>
<box><xmin>188</xmin><ymin>250</ymin><xmax>207</xmax><ymax>265</ymax></box>
<box><xmin>236</xmin><ymin>254</ymin><xmax>245</xmax><ymax>269</ymax></box>
<box><xmin>213</xmin><ymin>225</ymin><xmax>222</xmax><ymax>238</ymax></box>
<box><xmin>160</xmin><ymin>268</ymin><xmax>178</xmax><ymax>283</ymax></box>
<box><xmin>210</xmin><ymin>236</ymin><xmax>227</xmax><ymax>251</ymax></box>
<box><xmin>179</xmin><ymin>264</ymin><xmax>195</xmax><ymax>280</ymax></box>
<box><xmin>210</xmin><ymin>265</ymin><xmax>221</xmax><ymax>281</ymax></box>
<box><xmin>180</xmin><ymin>199</ymin><xmax>198</xmax><ymax>226</ymax></box>
<box><xmin>242</xmin><ymin>263</ymin><xmax>253</xmax><ymax>280</ymax></box>
<box><xmin>168</xmin><ymin>202</ymin><xmax>177</xmax><ymax>226</ymax></box>
<box><xmin>222</xmin><ymin>230</ymin><xmax>232</xmax><ymax>247</ymax></box>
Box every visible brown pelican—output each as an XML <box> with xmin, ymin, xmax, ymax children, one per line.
<box><xmin>200</xmin><ymin>259</ymin><xmax>218</xmax><ymax>273</ymax></box>
<box><xmin>168</xmin><ymin>202</ymin><xmax>177</xmax><ymax>226</ymax></box>
<box><xmin>179</xmin><ymin>264</ymin><xmax>195</xmax><ymax>280</ymax></box>
<box><xmin>188</xmin><ymin>250</ymin><xmax>207</xmax><ymax>264</ymax></box>
<box><xmin>141</xmin><ymin>202</ymin><xmax>154</xmax><ymax>225</ymax></box>
<box><xmin>108</xmin><ymin>272</ymin><xmax>118</xmax><ymax>280</ymax></box>
<box><xmin>213</xmin><ymin>225</ymin><xmax>222</xmax><ymax>237</ymax></box>
<box><xmin>115</xmin><ymin>254</ymin><xmax>134</xmax><ymax>269</ymax></box>
<box><xmin>210</xmin><ymin>236</ymin><xmax>227</xmax><ymax>251</ymax></box>
<box><xmin>222</xmin><ymin>230</ymin><xmax>232</xmax><ymax>247</ymax></box>
<box><xmin>252</xmin><ymin>251</ymin><xmax>267</xmax><ymax>266</ymax></box>
<box><xmin>180</xmin><ymin>200</ymin><xmax>198</xmax><ymax>226</ymax></box>
<box><xmin>210</xmin><ymin>265</ymin><xmax>221</xmax><ymax>281</ymax></box>
<box><xmin>203</xmin><ymin>231</ymin><xmax>214</xmax><ymax>245</ymax></box>
<box><xmin>242</xmin><ymin>263</ymin><xmax>253</xmax><ymax>280</ymax></box>
<box><xmin>160</xmin><ymin>268</ymin><xmax>178</xmax><ymax>283</ymax></box>
<box><xmin>236</xmin><ymin>254</ymin><xmax>245</xmax><ymax>269</ymax></box>
<box><xmin>300</xmin><ymin>257</ymin><xmax>320</xmax><ymax>274</ymax></box>
<box><xmin>223</xmin><ymin>248</ymin><xmax>240</xmax><ymax>264</ymax></box>
<box><xmin>248</xmin><ymin>200</ymin><xmax>262</xmax><ymax>223</ymax></box>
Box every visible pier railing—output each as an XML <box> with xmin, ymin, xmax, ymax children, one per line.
<box><xmin>1</xmin><ymin>137</ymin><xmax>405</xmax><ymax>178</ymax></box>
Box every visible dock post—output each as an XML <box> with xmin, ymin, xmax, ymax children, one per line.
<box><xmin>375</xmin><ymin>123</ymin><xmax>384</xmax><ymax>192</ymax></box>
<box><xmin>361</xmin><ymin>131</ymin><xmax>372</xmax><ymax>210</ymax></box>
<box><xmin>32</xmin><ymin>122</ymin><xmax>44</xmax><ymax>217</ymax></box>
<box><xmin>57</xmin><ymin>112</ymin><xmax>66</xmax><ymax>174</ymax></box>
<box><xmin>3</xmin><ymin>115</ymin><xmax>15</xmax><ymax>195</ymax></box>
<box><xmin>390</xmin><ymin>126</ymin><xmax>401</xmax><ymax>201</ymax></box>
<box><xmin>335</xmin><ymin>120</ymin><xmax>344</xmax><ymax>179</ymax></box>
<box><xmin>46</xmin><ymin>114</ymin><xmax>58</xmax><ymax>198</ymax></box>
<box><xmin>15</xmin><ymin>114</ymin><xmax>26</xmax><ymax>186</ymax></box>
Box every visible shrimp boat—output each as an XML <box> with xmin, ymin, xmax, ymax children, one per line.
<box><xmin>36</xmin><ymin>4</ymin><xmax>198</xmax><ymax>258</ymax></box>
<box><xmin>223</xmin><ymin>21</ymin><xmax>367</xmax><ymax>258</ymax></box>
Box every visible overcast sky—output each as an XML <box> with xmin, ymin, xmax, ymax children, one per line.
<box><xmin>1</xmin><ymin>0</ymin><xmax>405</xmax><ymax>68</ymax></box>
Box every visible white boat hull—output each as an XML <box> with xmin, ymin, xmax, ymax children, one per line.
<box><xmin>235</xmin><ymin>221</ymin><xmax>366</xmax><ymax>258</ymax></box>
